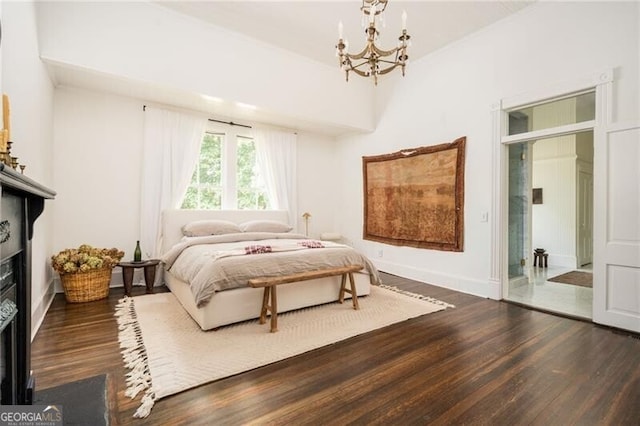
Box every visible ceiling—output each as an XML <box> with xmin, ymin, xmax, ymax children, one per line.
<box><xmin>46</xmin><ymin>1</ymin><xmax>536</xmax><ymax>136</ymax></box>
<box><xmin>156</xmin><ymin>1</ymin><xmax>535</xmax><ymax>67</ymax></box>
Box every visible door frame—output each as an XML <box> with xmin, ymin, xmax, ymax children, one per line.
<box><xmin>488</xmin><ymin>69</ymin><xmax>613</xmax><ymax>301</ymax></box>
<box><xmin>576</xmin><ymin>162</ymin><xmax>594</xmax><ymax>268</ymax></box>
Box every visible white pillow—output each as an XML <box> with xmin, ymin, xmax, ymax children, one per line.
<box><xmin>182</xmin><ymin>220</ymin><xmax>242</xmax><ymax>237</ymax></box>
<box><xmin>239</xmin><ymin>220</ymin><xmax>293</xmax><ymax>233</ymax></box>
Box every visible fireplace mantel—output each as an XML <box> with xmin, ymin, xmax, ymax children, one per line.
<box><xmin>0</xmin><ymin>165</ymin><xmax>55</xmax><ymax>405</ymax></box>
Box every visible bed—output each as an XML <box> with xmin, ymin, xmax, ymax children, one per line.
<box><xmin>160</xmin><ymin>209</ymin><xmax>379</xmax><ymax>330</ymax></box>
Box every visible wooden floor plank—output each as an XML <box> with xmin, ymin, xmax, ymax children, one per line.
<box><xmin>31</xmin><ymin>272</ymin><xmax>640</xmax><ymax>425</ymax></box>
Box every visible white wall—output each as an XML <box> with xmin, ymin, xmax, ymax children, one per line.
<box><xmin>52</xmin><ymin>87</ymin><xmax>144</xmax><ymax>274</ymax></box>
<box><xmin>35</xmin><ymin>1</ymin><xmax>374</xmax><ymax>134</ymax></box>
<box><xmin>52</xmin><ymin>86</ymin><xmax>340</xmax><ymax>288</ymax></box>
<box><xmin>532</xmin><ymin>136</ymin><xmax>577</xmax><ymax>268</ymax></box>
<box><xmin>296</xmin><ymin>132</ymin><xmax>340</xmax><ymax>239</ymax></box>
<box><xmin>336</xmin><ymin>1</ymin><xmax>639</xmax><ymax>298</ymax></box>
<box><xmin>2</xmin><ymin>1</ymin><xmax>56</xmax><ymax>337</ymax></box>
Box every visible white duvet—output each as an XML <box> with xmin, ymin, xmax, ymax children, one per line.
<box><xmin>161</xmin><ymin>232</ymin><xmax>380</xmax><ymax>307</ymax></box>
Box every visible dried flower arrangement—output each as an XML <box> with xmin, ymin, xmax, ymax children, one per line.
<box><xmin>51</xmin><ymin>244</ymin><xmax>124</xmax><ymax>274</ymax></box>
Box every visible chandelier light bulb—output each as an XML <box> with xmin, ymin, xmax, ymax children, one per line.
<box><xmin>338</xmin><ymin>21</ymin><xmax>344</xmax><ymax>38</ymax></box>
<box><xmin>402</xmin><ymin>10</ymin><xmax>407</xmax><ymax>30</ymax></box>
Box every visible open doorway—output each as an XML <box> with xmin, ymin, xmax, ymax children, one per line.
<box><xmin>504</xmin><ymin>92</ymin><xmax>595</xmax><ymax>319</ymax></box>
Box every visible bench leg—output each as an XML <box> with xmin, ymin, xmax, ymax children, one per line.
<box><xmin>259</xmin><ymin>287</ymin><xmax>270</xmax><ymax>325</ymax></box>
<box><xmin>338</xmin><ymin>273</ymin><xmax>347</xmax><ymax>303</ymax></box>
<box><xmin>338</xmin><ymin>272</ymin><xmax>359</xmax><ymax>310</ymax></box>
<box><xmin>269</xmin><ymin>285</ymin><xmax>278</xmax><ymax>333</ymax></box>
<box><xmin>348</xmin><ymin>272</ymin><xmax>359</xmax><ymax>310</ymax></box>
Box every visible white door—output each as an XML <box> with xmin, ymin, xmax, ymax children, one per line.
<box><xmin>592</xmin><ymin>123</ymin><xmax>640</xmax><ymax>332</ymax></box>
<box><xmin>576</xmin><ymin>167</ymin><xmax>593</xmax><ymax>267</ymax></box>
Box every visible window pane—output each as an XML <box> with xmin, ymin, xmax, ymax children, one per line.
<box><xmin>508</xmin><ymin>91</ymin><xmax>595</xmax><ymax>136</ymax></box>
<box><xmin>198</xmin><ymin>133</ymin><xmax>222</xmax><ymax>185</ymax></box>
<box><xmin>181</xmin><ymin>186</ymin><xmax>199</xmax><ymax>209</ymax></box>
<box><xmin>236</xmin><ymin>137</ymin><xmax>255</xmax><ymax>189</ymax></box>
<box><xmin>200</xmin><ymin>188</ymin><xmax>222</xmax><ymax>209</ymax></box>
<box><xmin>237</xmin><ymin>189</ymin><xmax>256</xmax><ymax>210</ymax></box>
<box><xmin>181</xmin><ymin>132</ymin><xmax>223</xmax><ymax>209</ymax></box>
<box><xmin>236</xmin><ymin>136</ymin><xmax>269</xmax><ymax>210</ymax></box>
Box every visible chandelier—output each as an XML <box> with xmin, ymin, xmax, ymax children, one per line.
<box><xmin>335</xmin><ymin>0</ymin><xmax>410</xmax><ymax>85</ymax></box>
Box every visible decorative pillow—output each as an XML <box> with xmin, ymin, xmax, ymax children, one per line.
<box><xmin>239</xmin><ymin>220</ymin><xmax>293</xmax><ymax>233</ymax></box>
<box><xmin>182</xmin><ymin>220</ymin><xmax>242</xmax><ymax>237</ymax></box>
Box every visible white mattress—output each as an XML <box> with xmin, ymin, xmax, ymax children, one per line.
<box><xmin>165</xmin><ymin>269</ymin><xmax>371</xmax><ymax>330</ymax></box>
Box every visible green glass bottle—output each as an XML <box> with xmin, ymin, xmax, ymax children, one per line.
<box><xmin>134</xmin><ymin>240</ymin><xmax>142</xmax><ymax>262</ymax></box>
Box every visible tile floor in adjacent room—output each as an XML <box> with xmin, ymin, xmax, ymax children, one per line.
<box><xmin>507</xmin><ymin>264</ymin><xmax>593</xmax><ymax>319</ymax></box>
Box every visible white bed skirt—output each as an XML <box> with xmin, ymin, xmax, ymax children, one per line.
<box><xmin>164</xmin><ymin>270</ymin><xmax>371</xmax><ymax>330</ymax></box>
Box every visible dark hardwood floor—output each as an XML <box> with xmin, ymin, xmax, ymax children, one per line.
<box><xmin>32</xmin><ymin>273</ymin><xmax>640</xmax><ymax>425</ymax></box>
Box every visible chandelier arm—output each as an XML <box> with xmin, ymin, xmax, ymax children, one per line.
<box><xmin>350</xmin><ymin>61</ymin><xmax>372</xmax><ymax>70</ymax></box>
<box><xmin>350</xmin><ymin>68</ymin><xmax>371</xmax><ymax>77</ymax></box>
<box><xmin>345</xmin><ymin>47</ymin><xmax>371</xmax><ymax>61</ymax></box>
<box><xmin>370</xmin><ymin>44</ymin><xmax>401</xmax><ymax>58</ymax></box>
<box><xmin>377</xmin><ymin>59</ymin><xmax>402</xmax><ymax>65</ymax></box>
<box><xmin>377</xmin><ymin>64</ymin><xmax>400</xmax><ymax>75</ymax></box>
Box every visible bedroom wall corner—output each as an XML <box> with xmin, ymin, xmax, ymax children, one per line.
<box><xmin>296</xmin><ymin>132</ymin><xmax>341</xmax><ymax>239</ymax></box>
<box><xmin>2</xmin><ymin>0</ymin><xmax>57</xmax><ymax>338</ymax></box>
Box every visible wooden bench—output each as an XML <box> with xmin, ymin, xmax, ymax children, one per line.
<box><xmin>248</xmin><ymin>264</ymin><xmax>364</xmax><ymax>333</ymax></box>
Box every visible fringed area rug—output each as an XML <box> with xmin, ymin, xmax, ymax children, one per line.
<box><xmin>115</xmin><ymin>285</ymin><xmax>454</xmax><ymax>418</ymax></box>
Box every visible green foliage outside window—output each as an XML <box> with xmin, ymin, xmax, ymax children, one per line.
<box><xmin>181</xmin><ymin>133</ymin><xmax>223</xmax><ymax>209</ymax></box>
<box><xmin>237</xmin><ymin>137</ymin><xmax>269</xmax><ymax>210</ymax></box>
<box><xmin>181</xmin><ymin>132</ymin><xmax>269</xmax><ymax>210</ymax></box>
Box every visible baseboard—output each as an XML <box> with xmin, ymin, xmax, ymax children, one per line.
<box><xmin>549</xmin><ymin>254</ymin><xmax>577</xmax><ymax>268</ymax></box>
<box><xmin>31</xmin><ymin>278</ymin><xmax>56</xmax><ymax>340</ymax></box>
<box><xmin>373</xmin><ymin>259</ymin><xmax>494</xmax><ymax>299</ymax></box>
<box><xmin>486</xmin><ymin>278</ymin><xmax>502</xmax><ymax>300</ymax></box>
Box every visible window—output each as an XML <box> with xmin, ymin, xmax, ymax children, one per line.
<box><xmin>507</xmin><ymin>91</ymin><xmax>595</xmax><ymax>136</ymax></box>
<box><xmin>181</xmin><ymin>124</ymin><xmax>269</xmax><ymax>210</ymax></box>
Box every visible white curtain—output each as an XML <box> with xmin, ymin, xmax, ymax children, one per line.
<box><xmin>253</xmin><ymin>127</ymin><xmax>298</xmax><ymax>228</ymax></box>
<box><xmin>141</xmin><ymin>107</ymin><xmax>207</xmax><ymax>257</ymax></box>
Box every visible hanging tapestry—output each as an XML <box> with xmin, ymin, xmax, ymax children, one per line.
<box><xmin>362</xmin><ymin>136</ymin><xmax>466</xmax><ymax>251</ymax></box>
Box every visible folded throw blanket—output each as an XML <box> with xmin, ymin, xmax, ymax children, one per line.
<box><xmin>245</xmin><ymin>245</ymin><xmax>272</xmax><ymax>254</ymax></box>
<box><xmin>298</xmin><ymin>240</ymin><xmax>324</xmax><ymax>248</ymax></box>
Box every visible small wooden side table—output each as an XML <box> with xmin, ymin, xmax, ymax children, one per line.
<box><xmin>118</xmin><ymin>259</ymin><xmax>161</xmax><ymax>296</ymax></box>
<box><xmin>533</xmin><ymin>251</ymin><xmax>548</xmax><ymax>268</ymax></box>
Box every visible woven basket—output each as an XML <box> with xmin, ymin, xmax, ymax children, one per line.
<box><xmin>60</xmin><ymin>268</ymin><xmax>112</xmax><ymax>303</ymax></box>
